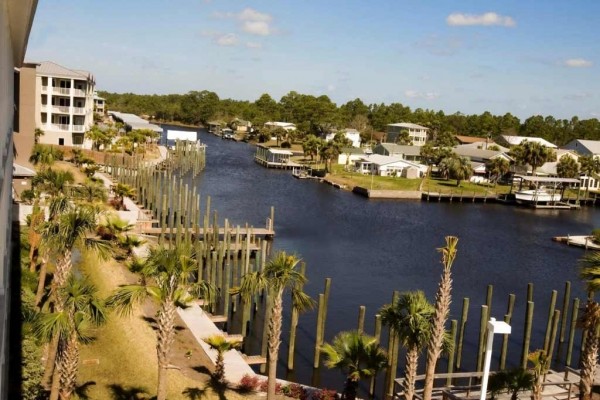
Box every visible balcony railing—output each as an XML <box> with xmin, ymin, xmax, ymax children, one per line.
<box><xmin>41</xmin><ymin>86</ymin><xmax>48</xmax><ymax>93</ymax></box>
<box><xmin>73</xmin><ymin>89</ymin><xmax>86</xmax><ymax>97</ymax></box>
<box><xmin>72</xmin><ymin>107</ymin><xmax>86</xmax><ymax>114</ymax></box>
<box><xmin>53</xmin><ymin>87</ymin><xmax>71</xmax><ymax>95</ymax></box>
<box><xmin>73</xmin><ymin>125</ymin><xmax>85</xmax><ymax>133</ymax></box>
<box><xmin>50</xmin><ymin>124</ymin><xmax>70</xmax><ymax>131</ymax></box>
<box><xmin>53</xmin><ymin>106</ymin><xmax>70</xmax><ymax>114</ymax></box>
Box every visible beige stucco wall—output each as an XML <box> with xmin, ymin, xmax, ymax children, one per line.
<box><xmin>14</xmin><ymin>63</ymin><xmax>37</xmax><ymax>168</ymax></box>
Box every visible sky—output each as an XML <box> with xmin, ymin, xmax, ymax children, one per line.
<box><xmin>25</xmin><ymin>0</ymin><xmax>600</xmax><ymax>120</ymax></box>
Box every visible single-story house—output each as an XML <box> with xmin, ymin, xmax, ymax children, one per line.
<box><xmin>265</xmin><ymin>121</ymin><xmax>297</xmax><ymax>132</ymax></box>
<box><xmin>452</xmin><ymin>145</ymin><xmax>512</xmax><ymax>163</ymax></box>
<box><xmin>354</xmin><ymin>154</ymin><xmax>428</xmax><ymax>179</ymax></box>
<box><xmin>372</xmin><ymin>143</ymin><xmax>422</xmax><ymax>162</ymax></box>
<box><xmin>231</xmin><ymin>118</ymin><xmax>252</xmax><ymax>133</ymax></box>
<box><xmin>562</xmin><ymin>139</ymin><xmax>600</xmax><ymax>158</ymax></box>
<box><xmin>454</xmin><ymin>135</ymin><xmax>495</xmax><ymax>145</ymax></box>
<box><xmin>337</xmin><ymin>147</ymin><xmax>365</xmax><ymax>165</ymax></box>
<box><xmin>534</xmin><ymin>149</ymin><xmax>579</xmax><ymax>176</ymax></box>
<box><xmin>325</xmin><ymin>128</ymin><xmax>361</xmax><ymax>148</ymax></box>
<box><xmin>499</xmin><ymin>135</ymin><xmax>557</xmax><ymax>149</ymax></box>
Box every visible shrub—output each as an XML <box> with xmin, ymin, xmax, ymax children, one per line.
<box><xmin>237</xmin><ymin>374</ymin><xmax>260</xmax><ymax>393</ymax></box>
<box><xmin>281</xmin><ymin>141</ymin><xmax>292</xmax><ymax>148</ymax></box>
<box><xmin>592</xmin><ymin>228</ymin><xmax>600</xmax><ymax>244</ymax></box>
<box><xmin>312</xmin><ymin>388</ymin><xmax>337</xmax><ymax>400</ymax></box>
<box><xmin>282</xmin><ymin>383</ymin><xmax>308</xmax><ymax>400</ymax></box>
<box><xmin>259</xmin><ymin>380</ymin><xmax>282</xmax><ymax>394</ymax></box>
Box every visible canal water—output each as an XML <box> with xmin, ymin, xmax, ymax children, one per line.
<box><xmin>164</xmin><ymin>125</ymin><xmax>600</xmax><ymax>392</ymax></box>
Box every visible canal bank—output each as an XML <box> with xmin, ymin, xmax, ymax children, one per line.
<box><xmin>163</xmin><ymin>125</ymin><xmax>600</xmax><ymax>393</ymax></box>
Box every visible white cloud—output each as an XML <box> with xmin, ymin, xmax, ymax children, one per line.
<box><xmin>213</xmin><ymin>8</ymin><xmax>274</xmax><ymax>36</ymax></box>
<box><xmin>447</xmin><ymin>12</ymin><xmax>516</xmax><ymax>27</ymax></box>
<box><xmin>216</xmin><ymin>33</ymin><xmax>238</xmax><ymax>46</ymax></box>
<box><xmin>246</xmin><ymin>42</ymin><xmax>262</xmax><ymax>49</ymax></box>
<box><xmin>242</xmin><ymin>21</ymin><xmax>271</xmax><ymax>36</ymax></box>
<box><xmin>405</xmin><ymin>90</ymin><xmax>440</xmax><ymax>100</ymax></box>
<box><xmin>563</xmin><ymin>58</ymin><xmax>593</xmax><ymax>68</ymax></box>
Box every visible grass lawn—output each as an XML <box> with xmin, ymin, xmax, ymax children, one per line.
<box><xmin>77</xmin><ymin>252</ymin><xmax>252</xmax><ymax>400</ymax></box>
<box><xmin>423</xmin><ymin>177</ymin><xmax>512</xmax><ymax>195</ymax></box>
<box><xmin>51</xmin><ymin>161</ymin><xmax>88</xmax><ymax>184</ymax></box>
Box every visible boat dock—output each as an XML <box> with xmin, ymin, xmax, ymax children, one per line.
<box><xmin>139</xmin><ymin>226</ymin><xmax>275</xmax><ymax>239</ymax></box>
<box><xmin>553</xmin><ymin>235</ymin><xmax>600</xmax><ymax>250</ymax></box>
<box><xmin>422</xmin><ymin>191</ymin><xmax>497</xmax><ymax>203</ymax></box>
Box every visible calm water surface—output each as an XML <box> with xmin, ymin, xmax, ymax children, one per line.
<box><xmin>164</xmin><ymin>126</ymin><xmax>600</xmax><ymax>391</ymax></box>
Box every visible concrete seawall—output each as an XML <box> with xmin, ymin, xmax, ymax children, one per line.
<box><xmin>352</xmin><ymin>186</ymin><xmax>422</xmax><ymax>199</ymax></box>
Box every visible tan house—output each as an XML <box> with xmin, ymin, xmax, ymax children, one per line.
<box><xmin>386</xmin><ymin>123</ymin><xmax>429</xmax><ymax>146</ymax></box>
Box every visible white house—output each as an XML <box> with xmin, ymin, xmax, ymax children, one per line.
<box><xmin>373</xmin><ymin>143</ymin><xmax>422</xmax><ymax>162</ymax></box>
<box><xmin>386</xmin><ymin>123</ymin><xmax>429</xmax><ymax>146</ymax></box>
<box><xmin>325</xmin><ymin>128</ymin><xmax>361</xmax><ymax>148</ymax></box>
<box><xmin>354</xmin><ymin>154</ymin><xmax>428</xmax><ymax>179</ymax></box>
<box><xmin>265</xmin><ymin>121</ymin><xmax>297</xmax><ymax>132</ymax></box>
<box><xmin>500</xmin><ymin>135</ymin><xmax>557</xmax><ymax>149</ymax></box>
<box><xmin>337</xmin><ymin>147</ymin><xmax>364</xmax><ymax>165</ymax></box>
<box><xmin>562</xmin><ymin>139</ymin><xmax>600</xmax><ymax>158</ymax></box>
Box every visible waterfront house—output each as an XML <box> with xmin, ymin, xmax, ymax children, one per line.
<box><xmin>454</xmin><ymin>134</ymin><xmax>494</xmax><ymax>145</ymax></box>
<box><xmin>355</xmin><ymin>154</ymin><xmax>427</xmax><ymax>178</ymax></box>
<box><xmin>231</xmin><ymin>118</ymin><xmax>252</xmax><ymax>133</ymax></box>
<box><xmin>337</xmin><ymin>147</ymin><xmax>365</xmax><ymax>165</ymax></box>
<box><xmin>265</xmin><ymin>121</ymin><xmax>297</xmax><ymax>132</ymax></box>
<box><xmin>452</xmin><ymin>145</ymin><xmax>512</xmax><ymax>164</ymax></box>
<box><xmin>385</xmin><ymin>122</ymin><xmax>429</xmax><ymax>146</ymax></box>
<box><xmin>207</xmin><ymin>120</ymin><xmax>224</xmax><ymax>134</ymax></box>
<box><xmin>16</xmin><ymin>61</ymin><xmax>96</xmax><ymax>147</ymax></box>
<box><xmin>325</xmin><ymin>128</ymin><xmax>361</xmax><ymax>148</ymax></box>
<box><xmin>372</xmin><ymin>143</ymin><xmax>422</xmax><ymax>162</ymax></box>
<box><xmin>499</xmin><ymin>135</ymin><xmax>557</xmax><ymax>149</ymax></box>
<box><xmin>562</xmin><ymin>139</ymin><xmax>600</xmax><ymax>158</ymax></box>
<box><xmin>110</xmin><ymin>111</ymin><xmax>163</xmax><ymax>135</ymax></box>
<box><xmin>255</xmin><ymin>145</ymin><xmax>301</xmax><ymax>169</ymax></box>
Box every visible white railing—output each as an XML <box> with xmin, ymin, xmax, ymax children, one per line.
<box><xmin>41</xmin><ymin>86</ymin><xmax>48</xmax><ymax>93</ymax></box>
<box><xmin>41</xmin><ymin>104</ymin><xmax>49</xmax><ymax>111</ymax></box>
<box><xmin>53</xmin><ymin>87</ymin><xmax>71</xmax><ymax>95</ymax></box>
<box><xmin>53</xmin><ymin>106</ymin><xmax>70</xmax><ymax>114</ymax></box>
<box><xmin>73</xmin><ymin>89</ymin><xmax>86</xmax><ymax>97</ymax></box>
<box><xmin>50</xmin><ymin>124</ymin><xmax>70</xmax><ymax>131</ymax></box>
<box><xmin>72</xmin><ymin>107</ymin><xmax>85</xmax><ymax>114</ymax></box>
<box><xmin>72</xmin><ymin>125</ymin><xmax>85</xmax><ymax>133</ymax></box>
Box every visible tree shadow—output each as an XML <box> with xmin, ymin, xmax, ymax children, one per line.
<box><xmin>74</xmin><ymin>381</ymin><xmax>97</xmax><ymax>399</ymax></box>
<box><xmin>191</xmin><ymin>365</ymin><xmax>212</xmax><ymax>375</ymax></box>
<box><xmin>108</xmin><ymin>383</ymin><xmax>154</xmax><ymax>400</ymax></box>
<box><xmin>183</xmin><ymin>379</ymin><xmax>231</xmax><ymax>400</ymax></box>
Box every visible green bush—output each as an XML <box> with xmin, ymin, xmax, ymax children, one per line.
<box><xmin>592</xmin><ymin>228</ymin><xmax>600</xmax><ymax>244</ymax></box>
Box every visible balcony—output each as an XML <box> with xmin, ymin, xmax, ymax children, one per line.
<box><xmin>50</xmin><ymin>124</ymin><xmax>70</xmax><ymax>131</ymax></box>
<box><xmin>73</xmin><ymin>89</ymin><xmax>86</xmax><ymax>97</ymax></box>
<box><xmin>72</xmin><ymin>107</ymin><xmax>86</xmax><ymax>115</ymax></box>
<box><xmin>41</xmin><ymin>86</ymin><xmax>48</xmax><ymax>93</ymax></box>
<box><xmin>53</xmin><ymin>87</ymin><xmax>72</xmax><ymax>96</ymax></box>
<box><xmin>52</xmin><ymin>105</ymin><xmax>71</xmax><ymax>114</ymax></box>
<box><xmin>73</xmin><ymin>125</ymin><xmax>85</xmax><ymax>133</ymax></box>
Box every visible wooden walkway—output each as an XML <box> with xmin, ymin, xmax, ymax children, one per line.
<box><xmin>140</xmin><ymin>226</ymin><xmax>275</xmax><ymax>238</ymax></box>
<box><xmin>422</xmin><ymin>191</ymin><xmax>497</xmax><ymax>203</ymax></box>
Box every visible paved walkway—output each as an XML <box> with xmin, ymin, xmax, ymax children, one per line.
<box><xmin>177</xmin><ymin>304</ymin><xmax>255</xmax><ymax>384</ymax></box>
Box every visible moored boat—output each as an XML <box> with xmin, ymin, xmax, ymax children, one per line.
<box><xmin>515</xmin><ymin>188</ymin><xmax>562</xmax><ymax>204</ymax></box>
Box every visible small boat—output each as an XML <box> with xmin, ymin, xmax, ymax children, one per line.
<box><xmin>515</xmin><ymin>187</ymin><xmax>562</xmax><ymax>204</ymax></box>
<box><xmin>221</xmin><ymin>128</ymin><xmax>234</xmax><ymax>140</ymax></box>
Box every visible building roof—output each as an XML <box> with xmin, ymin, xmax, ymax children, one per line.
<box><xmin>387</xmin><ymin>122</ymin><xmax>429</xmax><ymax>130</ymax></box>
<box><xmin>265</xmin><ymin>121</ymin><xmax>296</xmax><ymax>127</ymax></box>
<box><xmin>501</xmin><ymin>135</ymin><xmax>557</xmax><ymax>148</ymax></box>
<box><xmin>564</xmin><ymin>139</ymin><xmax>600</xmax><ymax>155</ymax></box>
<box><xmin>453</xmin><ymin>145</ymin><xmax>510</xmax><ymax>161</ymax></box>
<box><xmin>13</xmin><ymin>163</ymin><xmax>36</xmax><ymax>177</ymax></box>
<box><xmin>455</xmin><ymin>135</ymin><xmax>492</xmax><ymax>144</ymax></box>
<box><xmin>514</xmin><ymin>175</ymin><xmax>579</xmax><ymax>184</ymax></box>
<box><xmin>268</xmin><ymin>148</ymin><xmax>293</xmax><ymax>155</ymax></box>
<box><xmin>36</xmin><ymin>61</ymin><xmax>94</xmax><ymax>81</ymax></box>
<box><xmin>376</xmin><ymin>143</ymin><xmax>422</xmax><ymax>156</ymax></box>
<box><xmin>456</xmin><ymin>141</ymin><xmax>510</xmax><ymax>152</ymax></box>
<box><xmin>7</xmin><ymin>0</ymin><xmax>37</xmax><ymax>65</ymax></box>
<box><xmin>340</xmin><ymin>147</ymin><xmax>364</xmax><ymax>155</ymax></box>
<box><xmin>359</xmin><ymin>154</ymin><xmax>422</xmax><ymax>167</ymax></box>
<box><xmin>110</xmin><ymin>111</ymin><xmax>163</xmax><ymax>133</ymax></box>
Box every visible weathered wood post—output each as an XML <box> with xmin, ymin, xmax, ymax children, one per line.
<box><xmin>357</xmin><ymin>306</ymin><xmax>366</xmax><ymax>334</ymax></box>
<box><xmin>476</xmin><ymin>305</ymin><xmax>489</xmax><ymax>372</ymax></box>
<box><xmin>287</xmin><ymin>263</ymin><xmax>305</xmax><ymax>371</ymax></box>
<box><xmin>313</xmin><ymin>294</ymin><xmax>326</xmax><ymax>368</ymax></box>
<box><xmin>557</xmin><ymin>281</ymin><xmax>571</xmax><ymax>362</ymax></box>
<box><xmin>499</xmin><ymin>294</ymin><xmax>515</xmax><ymax>370</ymax></box>
<box><xmin>446</xmin><ymin>319</ymin><xmax>458</xmax><ymax>386</ymax></box>
<box><xmin>456</xmin><ymin>297</ymin><xmax>469</xmax><ymax>369</ymax></box>
<box><xmin>566</xmin><ymin>298</ymin><xmax>579</xmax><ymax>367</ymax></box>
<box><xmin>543</xmin><ymin>290</ymin><xmax>558</xmax><ymax>354</ymax></box>
<box><xmin>521</xmin><ymin>301</ymin><xmax>534</xmax><ymax>368</ymax></box>
<box><xmin>547</xmin><ymin>309</ymin><xmax>560</xmax><ymax>365</ymax></box>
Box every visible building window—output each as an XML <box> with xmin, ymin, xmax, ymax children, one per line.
<box><xmin>13</xmin><ymin>70</ymin><xmax>20</xmax><ymax>132</ymax></box>
<box><xmin>59</xmin><ymin>138</ymin><xmax>65</xmax><ymax>145</ymax></box>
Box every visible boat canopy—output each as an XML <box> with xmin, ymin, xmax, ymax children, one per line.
<box><xmin>514</xmin><ymin>175</ymin><xmax>580</xmax><ymax>184</ymax></box>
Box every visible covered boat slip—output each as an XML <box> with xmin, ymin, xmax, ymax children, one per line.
<box><xmin>507</xmin><ymin>175</ymin><xmax>581</xmax><ymax>209</ymax></box>
<box><xmin>254</xmin><ymin>145</ymin><xmax>302</xmax><ymax>169</ymax></box>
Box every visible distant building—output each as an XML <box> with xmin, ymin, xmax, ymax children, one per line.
<box><xmin>562</xmin><ymin>139</ymin><xmax>600</xmax><ymax>158</ymax></box>
<box><xmin>499</xmin><ymin>135</ymin><xmax>557</xmax><ymax>149</ymax></box>
<box><xmin>18</xmin><ymin>61</ymin><xmax>96</xmax><ymax>147</ymax></box>
<box><xmin>337</xmin><ymin>147</ymin><xmax>364</xmax><ymax>165</ymax></box>
<box><xmin>452</xmin><ymin>145</ymin><xmax>512</xmax><ymax>164</ymax></box>
<box><xmin>372</xmin><ymin>143</ymin><xmax>422</xmax><ymax>162</ymax></box>
<box><xmin>325</xmin><ymin>128</ymin><xmax>361</xmax><ymax>148</ymax></box>
<box><xmin>386</xmin><ymin>123</ymin><xmax>429</xmax><ymax>146</ymax></box>
<box><xmin>109</xmin><ymin>111</ymin><xmax>163</xmax><ymax>135</ymax></box>
<box><xmin>265</xmin><ymin>121</ymin><xmax>297</xmax><ymax>132</ymax></box>
<box><xmin>354</xmin><ymin>154</ymin><xmax>427</xmax><ymax>178</ymax></box>
<box><xmin>2</xmin><ymin>1</ymin><xmax>38</xmax><ymax>399</ymax></box>
<box><xmin>93</xmin><ymin>91</ymin><xmax>105</xmax><ymax>115</ymax></box>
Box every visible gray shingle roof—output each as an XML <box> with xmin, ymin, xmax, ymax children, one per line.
<box><xmin>375</xmin><ymin>143</ymin><xmax>422</xmax><ymax>156</ymax></box>
<box><xmin>564</xmin><ymin>139</ymin><xmax>600</xmax><ymax>155</ymax></box>
<box><xmin>36</xmin><ymin>61</ymin><xmax>93</xmax><ymax>80</ymax></box>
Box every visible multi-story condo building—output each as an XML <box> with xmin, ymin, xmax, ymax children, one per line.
<box><xmin>386</xmin><ymin>122</ymin><xmax>429</xmax><ymax>146</ymax></box>
<box><xmin>32</xmin><ymin>61</ymin><xmax>96</xmax><ymax>146</ymax></box>
<box><xmin>1</xmin><ymin>1</ymin><xmax>38</xmax><ymax>398</ymax></box>
<box><xmin>93</xmin><ymin>91</ymin><xmax>106</xmax><ymax>115</ymax></box>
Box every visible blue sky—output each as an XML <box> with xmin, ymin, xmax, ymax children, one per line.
<box><xmin>26</xmin><ymin>0</ymin><xmax>600</xmax><ymax>120</ymax></box>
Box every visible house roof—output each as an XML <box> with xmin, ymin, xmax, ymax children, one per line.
<box><xmin>376</xmin><ymin>143</ymin><xmax>421</xmax><ymax>156</ymax></box>
<box><xmin>455</xmin><ymin>135</ymin><xmax>492</xmax><ymax>144</ymax></box>
<box><xmin>514</xmin><ymin>175</ymin><xmax>579</xmax><ymax>184</ymax></box>
<box><xmin>265</xmin><ymin>121</ymin><xmax>296</xmax><ymax>127</ymax></box>
<box><xmin>456</xmin><ymin>141</ymin><xmax>510</xmax><ymax>152</ymax></box>
<box><xmin>453</xmin><ymin>145</ymin><xmax>510</xmax><ymax>161</ymax></box>
<box><xmin>359</xmin><ymin>154</ymin><xmax>422</xmax><ymax>167</ymax></box>
<box><xmin>268</xmin><ymin>149</ymin><xmax>293</xmax><ymax>155</ymax></box>
<box><xmin>501</xmin><ymin>135</ymin><xmax>557</xmax><ymax>148</ymax></box>
<box><xmin>110</xmin><ymin>111</ymin><xmax>163</xmax><ymax>133</ymax></box>
<box><xmin>13</xmin><ymin>163</ymin><xmax>36</xmax><ymax>177</ymax></box>
<box><xmin>564</xmin><ymin>139</ymin><xmax>600</xmax><ymax>155</ymax></box>
<box><xmin>387</xmin><ymin>122</ymin><xmax>429</xmax><ymax>130</ymax></box>
<box><xmin>36</xmin><ymin>61</ymin><xmax>93</xmax><ymax>81</ymax></box>
<box><xmin>340</xmin><ymin>147</ymin><xmax>364</xmax><ymax>155</ymax></box>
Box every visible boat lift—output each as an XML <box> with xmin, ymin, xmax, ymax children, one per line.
<box><xmin>507</xmin><ymin>175</ymin><xmax>581</xmax><ymax>209</ymax></box>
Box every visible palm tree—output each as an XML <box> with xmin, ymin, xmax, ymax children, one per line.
<box><xmin>97</xmin><ymin>214</ymin><xmax>134</xmax><ymax>241</ymax></box>
<box><xmin>321</xmin><ymin>330</ymin><xmax>388</xmax><ymax>400</ymax></box>
<box><xmin>488</xmin><ymin>368</ymin><xmax>534</xmax><ymax>400</ymax></box>
<box><xmin>579</xmin><ymin>155</ymin><xmax>600</xmax><ymax>199</ymax></box>
<box><xmin>513</xmin><ymin>141</ymin><xmax>556</xmax><ymax>176</ymax></box>
<box><xmin>29</xmin><ymin>144</ymin><xmax>63</xmax><ymax>170</ymax></box>
<box><xmin>34</xmin><ymin>128</ymin><xmax>45</xmax><ymax>144</ymax></box>
<box><xmin>486</xmin><ymin>158</ymin><xmax>510</xmax><ymax>186</ymax></box>
<box><xmin>234</xmin><ymin>251</ymin><xmax>314</xmax><ymax>400</ymax></box>
<box><xmin>112</xmin><ymin>183</ymin><xmax>135</xmax><ymax>210</ymax></box>
<box><xmin>107</xmin><ymin>244</ymin><xmax>214</xmax><ymax>400</ymax></box>
<box><xmin>73</xmin><ymin>179</ymin><xmax>107</xmax><ymax>204</ymax></box>
<box><xmin>578</xmin><ymin>251</ymin><xmax>600</xmax><ymax>400</ymax></box>
<box><xmin>118</xmin><ymin>235</ymin><xmax>145</xmax><ymax>260</ymax></box>
<box><xmin>556</xmin><ymin>156</ymin><xmax>580</xmax><ymax>179</ymax></box>
<box><xmin>422</xmin><ymin>236</ymin><xmax>459</xmax><ymax>400</ymax></box>
<box><xmin>27</xmin><ymin>202</ymin><xmax>45</xmax><ymax>273</ymax></box>
<box><xmin>448</xmin><ymin>157</ymin><xmax>473</xmax><ymax>187</ymax></box>
<box><xmin>204</xmin><ymin>335</ymin><xmax>241</xmax><ymax>385</ymax></box>
<box><xmin>33</xmin><ymin>169</ymin><xmax>75</xmax><ymax>197</ymax></box>
<box><xmin>35</xmin><ymin>274</ymin><xmax>108</xmax><ymax>400</ymax></box>
<box><xmin>527</xmin><ymin>349</ymin><xmax>549</xmax><ymax>400</ymax></box>
<box><xmin>380</xmin><ymin>291</ymin><xmax>435</xmax><ymax>400</ymax></box>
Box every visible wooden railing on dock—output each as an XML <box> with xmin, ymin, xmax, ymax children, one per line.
<box><xmin>422</xmin><ymin>189</ymin><xmax>498</xmax><ymax>203</ymax></box>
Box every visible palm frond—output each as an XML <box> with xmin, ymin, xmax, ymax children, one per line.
<box><xmin>107</xmin><ymin>285</ymin><xmax>153</xmax><ymax>316</ymax></box>
<box><xmin>292</xmin><ymin>288</ymin><xmax>315</xmax><ymax>313</ymax></box>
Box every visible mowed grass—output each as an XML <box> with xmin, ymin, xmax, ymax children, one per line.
<box><xmin>76</xmin><ymin>252</ymin><xmax>220</xmax><ymax>400</ymax></box>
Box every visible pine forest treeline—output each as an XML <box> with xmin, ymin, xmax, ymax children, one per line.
<box><xmin>99</xmin><ymin>90</ymin><xmax>600</xmax><ymax>146</ymax></box>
